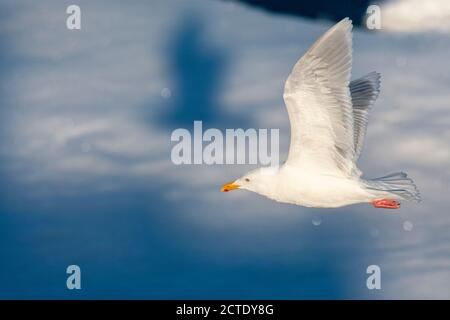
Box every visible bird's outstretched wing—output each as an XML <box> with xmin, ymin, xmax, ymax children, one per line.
<box><xmin>283</xmin><ymin>18</ymin><xmax>358</xmax><ymax>177</ymax></box>
<box><xmin>350</xmin><ymin>71</ymin><xmax>381</xmax><ymax>161</ymax></box>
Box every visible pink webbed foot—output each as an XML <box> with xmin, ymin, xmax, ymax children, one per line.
<box><xmin>372</xmin><ymin>199</ymin><xmax>401</xmax><ymax>209</ymax></box>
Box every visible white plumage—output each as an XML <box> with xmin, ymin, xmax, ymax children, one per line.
<box><xmin>221</xmin><ymin>18</ymin><xmax>420</xmax><ymax>209</ymax></box>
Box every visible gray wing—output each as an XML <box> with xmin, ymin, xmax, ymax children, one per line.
<box><xmin>283</xmin><ymin>18</ymin><xmax>358</xmax><ymax>177</ymax></box>
<box><xmin>350</xmin><ymin>72</ymin><xmax>381</xmax><ymax>161</ymax></box>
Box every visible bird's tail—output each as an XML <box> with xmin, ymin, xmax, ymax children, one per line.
<box><xmin>363</xmin><ymin>172</ymin><xmax>421</xmax><ymax>202</ymax></box>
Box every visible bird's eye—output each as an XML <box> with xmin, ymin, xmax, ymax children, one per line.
<box><xmin>245</xmin><ymin>178</ymin><xmax>250</xmax><ymax>182</ymax></box>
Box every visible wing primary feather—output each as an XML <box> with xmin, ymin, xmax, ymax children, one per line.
<box><xmin>350</xmin><ymin>72</ymin><xmax>381</xmax><ymax>161</ymax></box>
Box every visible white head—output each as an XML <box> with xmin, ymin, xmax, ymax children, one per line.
<box><xmin>221</xmin><ymin>166</ymin><xmax>279</xmax><ymax>196</ymax></box>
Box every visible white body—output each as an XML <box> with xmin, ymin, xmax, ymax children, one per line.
<box><xmin>239</xmin><ymin>165</ymin><xmax>388</xmax><ymax>208</ymax></box>
<box><xmin>265</xmin><ymin>167</ymin><xmax>372</xmax><ymax>208</ymax></box>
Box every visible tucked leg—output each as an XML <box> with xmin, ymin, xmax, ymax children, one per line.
<box><xmin>372</xmin><ymin>199</ymin><xmax>401</xmax><ymax>209</ymax></box>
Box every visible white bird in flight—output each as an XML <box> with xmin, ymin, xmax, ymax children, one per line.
<box><xmin>221</xmin><ymin>18</ymin><xmax>420</xmax><ymax>209</ymax></box>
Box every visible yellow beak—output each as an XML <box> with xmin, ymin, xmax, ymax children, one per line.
<box><xmin>221</xmin><ymin>182</ymin><xmax>240</xmax><ymax>192</ymax></box>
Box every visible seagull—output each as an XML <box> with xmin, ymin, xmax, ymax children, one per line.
<box><xmin>221</xmin><ymin>18</ymin><xmax>420</xmax><ymax>209</ymax></box>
